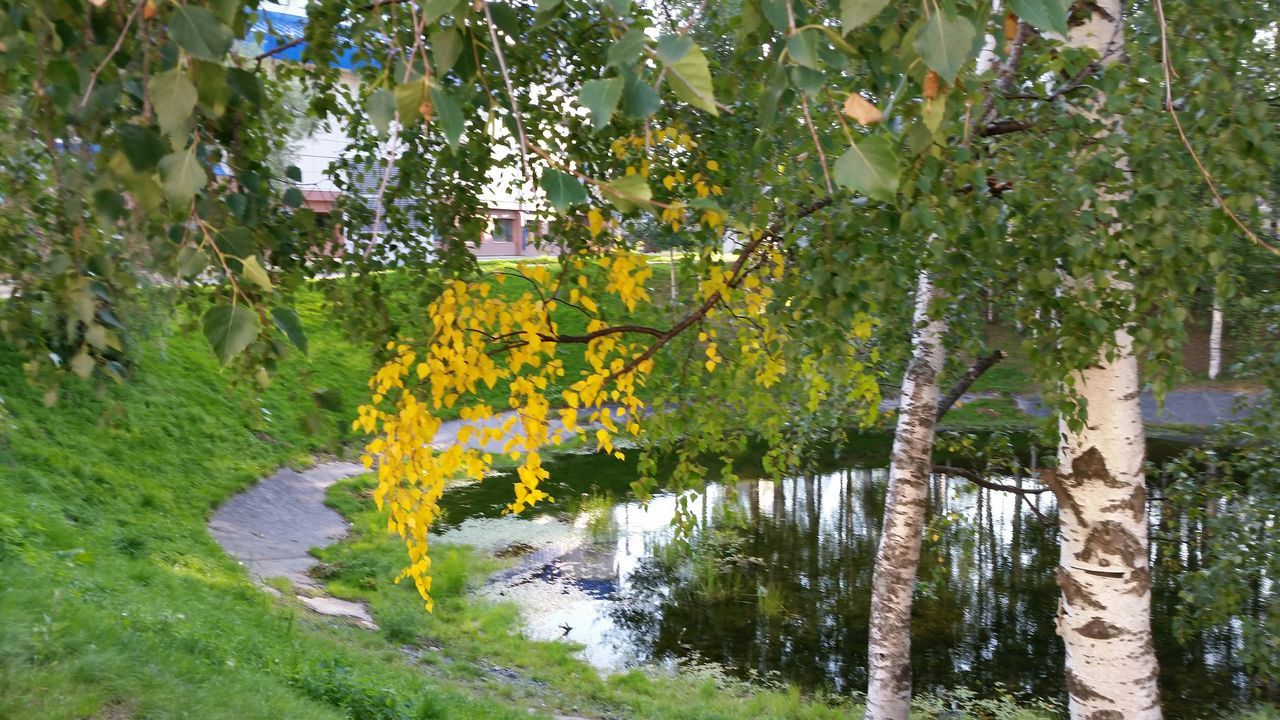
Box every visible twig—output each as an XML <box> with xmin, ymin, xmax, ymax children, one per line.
<box><xmin>482</xmin><ymin>0</ymin><xmax>531</xmax><ymax>181</ymax></box>
<box><xmin>1152</xmin><ymin>0</ymin><xmax>1279</xmax><ymax>256</ymax></box>
<box><xmin>801</xmin><ymin>95</ymin><xmax>834</xmax><ymax>195</ymax></box>
<box><xmin>935</xmin><ymin>350</ymin><xmax>1005</xmax><ymax>420</ymax></box>
<box><xmin>80</xmin><ymin>0</ymin><xmax>145</xmax><ymax>110</ymax></box>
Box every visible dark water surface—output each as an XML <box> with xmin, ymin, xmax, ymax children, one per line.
<box><xmin>436</xmin><ymin>436</ymin><xmax>1257</xmax><ymax>718</ymax></box>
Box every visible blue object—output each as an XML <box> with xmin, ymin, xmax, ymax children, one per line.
<box><xmin>246</xmin><ymin>9</ymin><xmax>363</xmax><ymax>70</ymax></box>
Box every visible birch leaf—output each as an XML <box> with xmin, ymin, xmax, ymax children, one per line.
<box><xmin>834</xmin><ymin>135</ymin><xmax>899</xmax><ymax>202</ymax></box>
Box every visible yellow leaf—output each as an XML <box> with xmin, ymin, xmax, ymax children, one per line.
<box><xmin>587</xmin><ymin>208</ymin><xmax>605</xmax><ymax>237</ymax></box>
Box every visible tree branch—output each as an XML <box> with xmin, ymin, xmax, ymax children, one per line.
<box><xmin>933</xmin><ymin>464</ymin><xmax>1049</xmax><ymax>494</ymax></box>
<box><xmin>935</xmin><ymin>350</ymin><xmax>1005</xmax><ymax>420</ymax></box>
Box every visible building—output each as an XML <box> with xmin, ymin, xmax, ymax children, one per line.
<box><xmin>247</xmin><ymin>2</ymin><xmax>555</xmax><ymax>260</ymax></box>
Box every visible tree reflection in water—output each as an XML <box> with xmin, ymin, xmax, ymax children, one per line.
<box><xmin>436</xmin><ymin>440</ymin><xmax>1261</xmax><ymax>719</ymax></box>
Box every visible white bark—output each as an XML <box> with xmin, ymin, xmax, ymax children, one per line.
<box><xmin>1208</xmin><ymin>295</ymin><xmax>1223</xmax><ymax>379</ymax></box>
<box><xmin>1051</xmin><ymin>3</ymin><xmax>1163</xmax><ymax>718</ymax></box>
<box><xmin>865</xmin><ymin>272</ymin><xmax>946</xmax><ymax>720</ymax></box>
<box><xmin>1051</xmin><ymin>329</ymin><xmax>1162</xmax><ymax>720</ymax></box>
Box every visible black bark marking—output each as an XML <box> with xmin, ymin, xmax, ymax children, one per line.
<box><xmin>1088</xmin><ymin>712</ymin><xmax>1124</xmax><ymax>720</ymax></box>
<box><xmin>1066</xmin><ymin>668</ymin><xmax>1114</xmax><ymax>704</ymax></box>
<box><xmin>1101</xmin><ymin>484</ymin><xmax>1147</xmax><ymax>523</ymax></box>
<box><xmin>1042</xmin><ymin>467</ymin><xmax>1084</xmax><ymax>522</ymax></box>
<box><xmin>1078</xmin><ymin>618</ymin><xmax>1124</xmax><ymax>639</ymax></box>
<box><xmin>1128</xmin><ymin>566</ymin><xmax>1152</xmax><ymax>595</ymax></box>
<box><xmin>1075</xmin><ymin>520</ymin><xmax>1143</xmax><ymax>568</ymax></box>
<box><xmin>1057</xmin><ymin>566</ymin><xmax>1104</xmax><ymax>610</ymax></box>
<box><xmin>1071</xmin><ymin>447</ymin><xmax>1128</xmax><ymax>489</ymax></box>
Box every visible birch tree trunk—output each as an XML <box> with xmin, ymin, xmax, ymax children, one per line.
<box><xmin>1050</xmin><ymin>3</ymin><xmax>1163</xmax><ymax>717</ymax></box>
<box><xmin>1051</xmin><ymin>330</ymin><xmax>1162</xmax><ymax>719</ymax></box>
<box><xmin>864</xmin><ymin>272</ymin><xmax>946</xmax><ymax>720</ymax></box>
<box><xmin>1208</xmin><ymin>294</ymin><xmax>1223</xmax><ymax>379</ymax></box>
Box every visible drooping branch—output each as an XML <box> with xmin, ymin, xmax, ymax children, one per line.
<box><xmin>935</xmin><ymin>350</ymin><xmax>1005</xmax><ymax>420</ymax></box>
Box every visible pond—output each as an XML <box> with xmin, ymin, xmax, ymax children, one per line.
<box><xmin>433</xmin><ymin>435</ymin><xmax>1258</xmax><ymax>718</ymax></box>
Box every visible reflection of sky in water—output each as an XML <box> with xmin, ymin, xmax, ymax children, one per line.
<box><xmin>435</xmin><ymin>451</ymin><xmax>1257</xmax><ymax>719</ymax></box>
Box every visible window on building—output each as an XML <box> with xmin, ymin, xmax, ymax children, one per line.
<box><xmin>491</xmin><ymin>217</ymin><xmax>516</xmax><ymax>245</ymax></box>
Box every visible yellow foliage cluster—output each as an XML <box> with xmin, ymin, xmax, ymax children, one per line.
<box><xmin>355</xmin><ymin>251</ymin><xmax>656</xmax><ymax>608</ymax></box>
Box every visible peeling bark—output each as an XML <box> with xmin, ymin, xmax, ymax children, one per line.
<box><xmin>864</xmin><ymin>273</ymin><xmax>946</xmax><ymax>720</ymax></box>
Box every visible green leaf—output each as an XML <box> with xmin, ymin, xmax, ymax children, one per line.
<box><xmin>665</xmin><ymin>45</ymin><xmax>718</xmax><ymax>115</ymax></box>
<box><xmin>283</xmin><ymin>186</ymin><xmax>304</xmax><ymax>208</ymax></box>
<box><xmin>169</xmin><ymin>6</ymin><xmax>234</xmax><ymax>61</ymax></box>
<box><xmin>423</xmin><ymin>0</ymin><xmax>458</xmax><ymax>24</ymax></box>
<box><xmin>834</xmin><ymin>135</ymin><xmax>899</xmax><ymax>202</ymax></box>
<box><xmin>488</xmin><ymin>3</ymin><xmax>519</xmax><ymax>35</ymax></box>
<box><xmin>579</xmin><ymin>77</ymin><xmax>624</xmax><ymax>132</ymax></box>
<box><xmin>119</xmin><ymin>124</ymin><xmax>166</xmax><ymax>171</ymax></box>
<box><xmin>761</xmin><ymin>0</ymin><xmax>790</xmax><ymax>31</ymax></box>
<box><xmin>272</xmin><ymin>307</ymin><xmax>309</xmax><ymax>354</ymax></box>
<box><xmin>158</xmin><ymin>147</ymin><xmax>207</xmax><ymax>205</ymax></box>
<box><xmin>786</xmin><ymin>29</ymin><xmax>820</xmax><ymax>69</ymax></box>
<box><xmin>430</xmin><ymin>86</ymin><xmax>464</xmax><ymax>148</ymax></box>
<box><xmin>395</xmin><ymin>77</ymin><xmax>428</xmax><ymax>126</ymax></box>
<box><xmin>202</xmin><ymin>305</ymin><xmax>261</xmax><ymax>366</ymax></box>
<box><xmin>607</xmin><ymin>29</ymin><xmax>647</xmax><ymax>67</ymax></box>
<box><xmin>540</xmin><ymin>169</ymin><xmax>587</xmax><ymax>212</ymax></box>
<box><xmin>240</xmin><ymin>255</ymin><xmax>273</xmax><ymax>291</ymax></box>
<box><xmin>655</xmin><ymin>35</ymin><xmax>694</xmax><ymax>64</ymax></box>
<box><xmin>605</xmin><ymin>0</ymin><xmax>630</xmax><ymax>15</ymax></box>
<box><xmin>226</xmin><ymin>68</ymin><xmax>264</xmax><ymax>107</ymax></box>
<box><xmin>1008</xmin><ymin>0</ymin><xmax>1069</xmax><ymax>37</ymax></box>
<box><xmin>368</xmin><ymin>89</ymin><xmax>395</xmax><ymax>135</ymax></box>
<box><xmin>285</xmin><ymin>165</ymin><xmax>302</xmax><ymax>182</ymax></box>
<box><xmin>841</xmin><ymin>0</ymin><xmax>891</xmax><ymax>32</ymax></box>
<box><xmin>148</xmin><ymin>67</ymin><xmax>197</xmax><ymax>138</ymax></box>
<box><xmin>622</xmin><ymin>75</ymin><xmax>661</xmax><ymax>118</ymax></box>
<box><xmin>176</xmin><ymin>246</ymin><xmax>209</xmax><ymax>277</ymax></box>
<box><xmin>431</xmin><ymin>28</ymin><xmax>463</xmax><ymax>76</ymax></box>
<box><xmin>191</xmin><ymin>60</ymin><xmax>230</xmax><ymax>116</ymax></box>
<box><xmin>604</xmin><ymin>174</ymin><xmax>651</xmax><ymax>213</ymax></box>
<box><xmin>914</xmin><ymin>11</ymin><xmax>976</xmax><ymax>83</ymax></box>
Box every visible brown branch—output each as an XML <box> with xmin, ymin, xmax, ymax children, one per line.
<box><xmin>936</xmin><ymin>350</ymin><xmax>1005</xmax><ymax>421</ymax></box>
<box><xmin>934</xmin><ymin>465</ymin><xmax>1050</xmax><ymax>496</ymax></box>
<box><xmin>976</xmin><ymin>119</ymin><xmax>1032</xmax><ymax>137</ymax></box>
<box><xmin>80</xmin><ymin>0</ymin><xmax>146</xmax><ymax>109</ymax></box>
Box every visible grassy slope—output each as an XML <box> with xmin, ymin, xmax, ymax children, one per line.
<box><xmin>0</xmin><ymin>285</ymin><xmax>877</xmax><ymax>720</ymax></box>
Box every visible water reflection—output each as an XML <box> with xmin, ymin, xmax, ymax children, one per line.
<box><xmin>436</xmin><ymin>444</ymin><xmax>1259</xmax><ymax>718</ymax></box>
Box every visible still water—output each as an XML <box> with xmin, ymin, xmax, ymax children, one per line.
<box><xmin>434</xmin><ymin>437</ymin><xmax>1257</xmax><ymax>718</ymax></box>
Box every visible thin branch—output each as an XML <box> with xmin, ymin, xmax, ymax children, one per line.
<box><xmin>255</xmin><ymin>36</ymin><xmax>303</xmax><ymax>62</ymax></box>
<box><xmin>935</xmin><ymin>350</ymin><xmax>1005</xmax><ymax>420</ymax></box>
<box><xmin>80</xmin><ymin>0</ymin><xmax>145</xmax><ymax>110</ymax></box>
<box><xmin>801</xmin><ymin>95</ymin><xmax>834</xmax><ymax>195</ymax></box>
<box><xmin>934</xmin><ymin>464</ymin><xmax>1051</xmax><ymax>496</ymax></box>
<box><xmin>1152</xmin><ymin>0</ymin><xmax>1279</xmax><ymax>257</ymax></box>
<box><xmin>482</xmin><ymin>0</ymin><xmax>531</xmax><ymax>180</ymax></box>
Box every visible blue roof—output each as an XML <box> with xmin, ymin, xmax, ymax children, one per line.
<box><xmin>247</xmin><ymin>9</ymin><xmax>363</xmax><ymax>70</ymax></box>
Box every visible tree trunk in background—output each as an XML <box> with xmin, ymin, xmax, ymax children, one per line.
<box><xmin>668</xmin><ymin>247</ymin><xmax>678</xmax><ymax>304</ymax></box>
<box><xmin>1208</xmin><ymin>294</ymin><xmax>1223</xmax><ymax>379</ymax></box>
<box><xmin>865</xmin><ymin>273</ymin><xmax>946</xmax><ymax>720</ymax></box>
<box><xmin>1050</xmin><ymin>2</ymin><xmax>1163</xmax><ymax>717</ymax></box>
